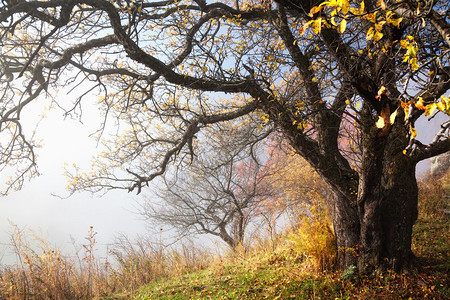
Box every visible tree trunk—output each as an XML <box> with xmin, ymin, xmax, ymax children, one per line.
<box><xmin>285</xmin><ymin>104</ymin><xmax>419</xmax><ymax>273</ymax></box>
<box><xmin>219</xmin><ymin>224</ymin><xmax>239</xmax><ymax>249</ymax></box>
<box><xmin>355</xmin><ymin>124</ymin><xmax>418</xmax><ymax>274</ymax></box>
<box><xmin>330</xmin><ymin>158</ymin><xmax>418</xmax><ymax>274</ymax></box>
<box><xmin>379</xmin><ymin>155</ymin><xmax>418</xmax><ymax>273</ymax></box>
<box><xmin>329</xmin><ymin>191</ymin><xmax>360</xmax><ymax>269</ymax></box>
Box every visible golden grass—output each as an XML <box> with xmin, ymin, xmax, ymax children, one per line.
<box><xmin>0</xmin><ymin>226</ymin><xmax>211</xmax><ymax>299</ymax></box>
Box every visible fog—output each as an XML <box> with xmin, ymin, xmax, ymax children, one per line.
<box><xmin>0</xmin><ymin>96</ymin><xmax>149</xmax><ymax>265</ymax></box>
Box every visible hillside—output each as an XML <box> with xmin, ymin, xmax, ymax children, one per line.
<box><xmin>108</xmin><ymin>174</ymin><xmax>449</xmax><ymax>300</ymax></box>
<box><xmin>1</xmin><ymin>173</ymin><xmax>448</xmax><ymax>299</ymax></box>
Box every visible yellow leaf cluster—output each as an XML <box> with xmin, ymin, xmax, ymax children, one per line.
<box><xmin>310</xmin><ymin>0</ymin><xmax>350</xmax><ymax>16</ymax></box>
<box><xmin>366</xmin><ymin>26</ymin><xmax>383</xmax><ymax>42</ymax></box>
<box><xmin>400</xmin><ymin>36</ymin><xmax>419</xmax><ymax>70</ymax></box>
<box><xmin>260</xmin><ymin>113</ymin><xmax>270</xmax><ymax>124</ymax></box>
<box><xmin>350</xmin><ymin>1</ymin><xmax>365</xmax><ymax>15</ymax></box>
<box><xmin>386</xmin><ymin>11</ymin><xmax>402</xmax><ymax>27</ymax></box>
<box><xmin>416</xmin><ymin>95</ymin><xmax>450</xmax><ymax>117</ymax></box>
<box><xmin>307</xmin><ymin>0</ymin><xmax>350</xmax><ymax>34</ymax></box>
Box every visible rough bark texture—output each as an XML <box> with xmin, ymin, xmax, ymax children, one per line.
<box><xmin>334</xmin><ymin>121</ymin><xmax>419</xmax><ymax>274</ymax></box>
<box><xmin>329</xmin><ymin>192</ymin><xmax>360</xmax><ymax>269</ymax></box>
<box><xmin>286</xmin><ymin>106</ymin><xmax>421</xmax><ymax>273</ymax></box>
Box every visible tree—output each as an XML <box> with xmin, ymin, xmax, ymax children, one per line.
<box><xmin>0</xmin><ymin>0</ymin><xmax>449</xmax><ymax>273</ymax></box>
<box><xmin>141</xmin><ymin>121</ymin><xmax>275</xmax><ymax>249</ymax></box>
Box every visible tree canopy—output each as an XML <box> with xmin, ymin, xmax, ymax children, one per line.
<box><xmin>1</xmin><ymin>0</ymin><xmax>449</xmax><ymax>273</ymax></box>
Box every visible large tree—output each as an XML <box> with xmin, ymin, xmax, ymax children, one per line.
<box><xmin>0</xmin><ymin>0</ymin><xmax>449</xmax><ymax>273</ymax></box>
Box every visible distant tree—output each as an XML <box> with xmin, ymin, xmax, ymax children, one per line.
<box><xmin>141</xmin><ymin>122</ymin><xmax>275</xmax><ymax>249</ymax></box>
<box><xmin>0</xmin><ymin>0</ymin><xmax>449</xmax><ymax>273</ymax></box>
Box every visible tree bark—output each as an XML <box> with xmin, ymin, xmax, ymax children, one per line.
<box><xmin>355</xmin><ymin>123</ymin><xmax>418</xmax><ymax>274</ymax></box>
<box><xmin>306</xmin><ymin>118</ymin><xmax>419</xmax><ymax>273</ymax></box>
<box><xmin>219</xmin><ymin>223</ymin><xmax>239</xmax><ymax>249</ymax></box>
<box><xmin>329</xmin><ymin>156</ymin><xmax>418</xmax><ymax>274</ymax></box>
<box><xmin>329</xmin><ymin>191</ymin><xmax>360</xmax><ymax>269</ymax></box>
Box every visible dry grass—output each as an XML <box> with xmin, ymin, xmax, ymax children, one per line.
<box><xmin>0</xmin><ymin>226</ymin><xmax>211</xmax><ymax>299</ymax></box>
<box><xmin>0</xmin><ymin>225</ymin><xmax>103</xmax><ymax>299</ymax></box>
<box><xmin>418</xmin><ymin>171</ymin><xmax>449</xmax><ymax>218</ymax></box>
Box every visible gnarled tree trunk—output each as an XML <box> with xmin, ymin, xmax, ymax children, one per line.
<box><xmin>357</xmin><ymin>123</ymin><xmax>418</xmax><ymax>273</ymax></box>
<box><xmin>329</xmin><ymin>122</ymin><xmax>419</xmax><ymax>273</ymax></box>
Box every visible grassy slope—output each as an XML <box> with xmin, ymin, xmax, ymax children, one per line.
<box><xmin>108</xmin><ymin>178</ymin><xmax>449</xmax><ymax>300</ymax></box>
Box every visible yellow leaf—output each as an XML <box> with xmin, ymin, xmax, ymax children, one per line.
<box><xmin>375</xmin><ymin>21</ymin><xmax>385</xmax><ymax>32</ymax></box>
<box><xmin>366</xmin><ymin>12</ymin><xmax>378</xmax><ymax>23</ymax></box>
<box><xmin>366</xmin><ymin>27</ymin><xmax>375</xmax><ymax>40</ymax></box>
<box><xmin>391</xmin><ymin>16</ymin><xmax>403</xmax><ymax>27</ymax></box>
<box><xmin>377</xmin><ymin>0</ymin><xmax>386</xmax><ymax>9</ymax></box>
<box><xmin>389</xmin><ymin>108</ymin><xmax>398</xmax><ymax>124</ymax></box>
<box><xmin>339</xmin><ymin>19</ymin><xmax>347</xmax><ymax>33</ymax></box>
<box><xmin>410</xmin><ymin>57</ymin><xmax>419</xmax><ymax>70</ymax></box>
<box><xmin>424</xmin><ymin>103</ymin><xmax>437</xmax><ymax>116</ymax></box>
<box><xmin>297</xmin><ymin>121</ymin><xmax>308</xmax><ymax>130</ymax></box>
<box><xmin>410</xmin><ymin>126</ymin><xmax>417</xmax><ymax>138</ymax></box>
<box><xmin>399</xmin><ymin>39</ymin><xmax>408</xmax><ymax>49</ymax></box>
<box><xmin>330</xmin><ymin>17</ymin><xmax>337</xmax><ymax>26</ymax></box>
<box><xmin>415</xmin><ymin>97</ymin><xmax>425</xmax><ymax>110</ymax></box>
<box><xmin>436</xmin><ymin>101</ymin><xmax>445</xmax><ymax>112</ymax></box>
<box><xmin>311</xmin><ymin>18</ymin><xmax>322</xmax><ymax>34</ymax></box>
<box><xmin>309</xmin><ymin>5</ymin><xmax>322</xmax><ymax>16</ymax></box>
<box><xmin>345</xmin><ymin>99</ymin><xmax>351</xmax><ymax>105</ymax></box>
<box><xmin>440</xmin><ymin>95</ymin><xmax>450</xmax><ymax>115</ymax></box>
<box><xmin>386</xmin><ymin>11</ymin><xmax>402</xmax><ymax>27</ymax></box>
<box><xmin>375</xmin><ymin>116</ymin><xmax>385</xmax><ymax>128</ymax></box>
<box><xmin>341</xmin><ymin>0</ymin><xmax>350</xmax><ymax>14</ymax></box>
<box><xmin>377</xmin><ymin>86</ymin><xmax>387</xmax><ymax>96</ymax></box>
<box><xmin>366</xmin><ymin>27</ymin><xmax>383</xmax><ymax>42</ymax></box>
<box><xmin>373</xmin><ymin>30</ymin><xmax>383</xmax><ymax>42</ymax></box>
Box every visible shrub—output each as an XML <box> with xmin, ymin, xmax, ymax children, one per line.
<box><xmin>288</xmin><ymin>198</ymin><xmax>336</xmax><ymax>272</ymax></box>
